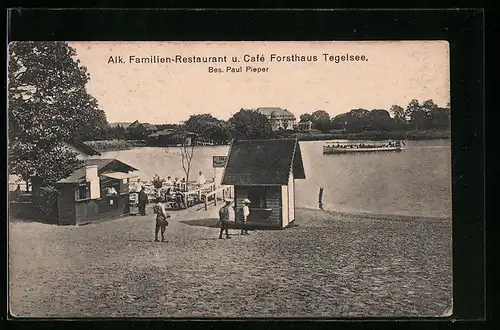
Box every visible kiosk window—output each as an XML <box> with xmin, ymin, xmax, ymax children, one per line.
<box><xmin>248</xmin><ymin>187</ymin><xmax>267</xmax><ymax>208</ymax></box>
<box><xmin>76</xmin><ymin>182</ymin><xmax>90</xmax><ymax>200</ymax></box>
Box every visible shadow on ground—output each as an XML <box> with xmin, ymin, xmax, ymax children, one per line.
<box><xmin>180</xmin><ymin>218</ymin><xmax>220</xmax><ymax>228</ymax></box>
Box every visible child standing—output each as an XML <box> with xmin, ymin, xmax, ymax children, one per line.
<box><xmin>153</xmin><ymin>197</ymin><xmax>170</xmax><ymax>242</ymax></box>
<box><xmin>241</xmin><ymin>198</ymin><xmax>251</xmax><ymax>235</ymax></box>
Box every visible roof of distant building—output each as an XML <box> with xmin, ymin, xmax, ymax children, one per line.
<box><xmin>127</xmin><ymin>120</ymin><xmax>158</xmax><ymax>131</ymax></box>
<box><xmin>256</xmin><ymin>107</ymin><xmax>296</xmax><ymax>120</ymax></box>
<box><xmin>221</xmin><ymin>139</ymin><xmax>305</xmax><ymax>186</ymax></box>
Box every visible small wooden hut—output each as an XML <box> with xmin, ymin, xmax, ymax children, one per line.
<box><xmin>55</xmin><ymin>159</ymin><xmax>138</xmax><ymax>225</ymax></box>
<box><xmin>221</xmin><ymin>139</ymin><xmax>305</xmax><ymax>229</ymax></box>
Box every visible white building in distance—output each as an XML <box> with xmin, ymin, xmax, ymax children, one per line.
<box><xmin>256</xmin><ymin>107</ymin><xmax>298</xmax><ymax>131</ymax></box>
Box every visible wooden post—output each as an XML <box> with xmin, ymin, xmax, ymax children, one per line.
<box><xmin>318</xmin><ymin>187</ymin><xmax>324</xmax><ymax>210</ymax></box>
<box><xmin>214</xmin><ymin>191</ymin><xmax>217</xmax><ymax>206</ymax></box>
<box><xmin>205</xmin><ymin>196</ymin><xmax>208</xmax><ymax>210</ymax></box>
<box><xmin>222</xmin><ymin>189</ymin><xmax>225</xmax><ymax>201</ymax></box>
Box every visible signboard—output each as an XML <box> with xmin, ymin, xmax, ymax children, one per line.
<box><xmin>213</xmin><ymin>156</ymin><xmax>228</xmax><ymax>168</ymax></box>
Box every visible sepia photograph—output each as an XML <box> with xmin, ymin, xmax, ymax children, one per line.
<box><xmin>8</xmin><ymin>41</ymin><xmax>452</xmax><ymax>318</ymax></box>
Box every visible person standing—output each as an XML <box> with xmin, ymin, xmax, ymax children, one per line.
<box><xmin>218</xmin><ymin>198</ymin><xmax>232</xmax><ymax>239</ymax></box>
<box><xmin>165</xmin><ymin>176</ymin><xmax>173</xmax><ymax>186</ymax></box>
<box><xmin>241</xmin><ymin>198</ymin><xmax>251</xmax><ymax>235</ymax></box>
<box><xmin>197</xmin><ymin>171</ymin><xmax>206</xmax><ymax>186</ymax></box>
<box><xmin>138</xmin><ymin>186</ymin><xmax>148</xmax><ymax>216</ymax></box>
<box><xmin>153</xmin><ymin>197</ymin><xmax>170</xmax><ymax>242</ymax></box>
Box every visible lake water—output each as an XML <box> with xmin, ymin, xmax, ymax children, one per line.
<box><xmin>98</xmin><ymin>140</ymin><xmax>452</xmax><ymax>219</ymax></box>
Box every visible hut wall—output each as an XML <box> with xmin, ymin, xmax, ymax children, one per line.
<box><xmin>234</xmin><ymin>186</ymin><xmax>282</xmax><ymax>228</ymax></box>
<box><xmin>74</xmin><ymin>194</ymin><xmax>129</xmax><ymax>225</ymax></box>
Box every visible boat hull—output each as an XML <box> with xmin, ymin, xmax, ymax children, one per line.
<box><xmin>323</xmin><ymin>147</ymin><xmax>402</xmax><ymax>154</ymax></box>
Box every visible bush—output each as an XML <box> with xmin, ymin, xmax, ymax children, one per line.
<box><xmin>31</xmin><ymin>185</ymin><xmax>59</xmax><ymax>221</ymax></box>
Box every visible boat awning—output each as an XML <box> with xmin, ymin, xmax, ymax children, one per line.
<box><xmin>101</xmin><ymin>172</ymin><xmax>138</xmax><ymax>180</ymax></box>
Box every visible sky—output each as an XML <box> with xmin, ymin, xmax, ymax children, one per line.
<box><xmin>69</xmin><ymin>41</ymin><xmax>450</xmax><ymax>124</ymax></box>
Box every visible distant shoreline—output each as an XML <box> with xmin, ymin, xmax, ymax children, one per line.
<box><xmin>290</xmin><ymin>129</ymin><xmax>450</xmax><ymax>142</ymax></box>
<box><xmin>85</xmin><ymin>130</ymin><xmax>450</xmax><ymax>152</ymax></box>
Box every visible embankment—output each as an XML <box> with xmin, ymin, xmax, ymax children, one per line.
<box><xmin>84</xmin><ymin>140</ymin><xmax>147</xmax><ymax>152</ymax></box>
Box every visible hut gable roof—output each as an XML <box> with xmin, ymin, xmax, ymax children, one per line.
<box><xmin>64</xmin><ymin>138</ymin><xmax>102</xmax><ymax>156</ymax></box>
<box><xmin>57</xmin><ymin>159</ymin><xmax>138</xmax><ymax>184</ymax></box>
<box><xmin>126</xmin><ymin>120</ymin><xmax>141</xmax><ymax>130</ymax></box>
<box><xmin>221</xmin><ymin>139</ymin><xmax>305</xmax><ymax>186</ymax></box>
<box><xmin>127</xmin><ymin>120</ymin><xmax>157</xmax><ymax>131</ymax></box>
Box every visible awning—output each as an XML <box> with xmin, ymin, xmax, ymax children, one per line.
<box><xmin>101</xmin><ymin>172</ymin><xmax>138</xmax><ymax>180</ymax></box>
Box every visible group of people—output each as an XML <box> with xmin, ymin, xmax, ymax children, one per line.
<box><xmin>330</xmin><ymin>140</ymin><xmax>403</xmax><ymax>149</ymax></box>
<box><xmin>131</xmin><ymin>170</ymin><xmax>237</xmax><ymax>242</ymax></box>
<box><xmin>164</xmin><ymin>176</ymin><xmax>187</xmax><ymax>191</ymax></box>
<box><xmin>150</xmin><ymin>195</ymin><xmax>252</xmax><ymax>242</ymax></box>
<box><xmin>218</xmin><ymin>198</ymin><xmax>250</xmax><ymax>239</ymax></box>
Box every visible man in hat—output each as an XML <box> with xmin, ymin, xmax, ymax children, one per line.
<box><xmin>138</xmin><ymin>186</ymin><xmax>148</xmax><ymax>216</ymax></box>
<box><xmin>241</xmin><ymin>198</ymin><xmax>251</xmax><ymax>235</ymax></box>
<box><xmin>218</xmin><ymin>198</ymin><xmax>233</xmax><ymax>239</ymax></box>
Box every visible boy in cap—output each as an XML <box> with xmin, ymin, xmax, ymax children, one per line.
<box><xmin>153</xmin><ymin>196</ymin><xmax>170</xmax><ymax>242</ymax></box>
<box><xmin>218</xmin><ymin>198</ymin><xmax>233</xmax><ymax>239</ymax></box>
<box><xmin>241</xmin><ymin>198</ymin><xmax>251</xmax><ymax>235</ymax></box>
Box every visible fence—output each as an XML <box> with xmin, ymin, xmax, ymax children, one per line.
<box><xmin>202</xmin><ymin>186</ymin><xmax>233</xmax><ymax>210</ymax></box>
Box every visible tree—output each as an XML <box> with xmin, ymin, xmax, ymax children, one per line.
<box><xmin>427</xmin><ymin>107</ymin><xmax>451</xmax><ymax>130</ymax></box>
<box><xmin>228</xmin><ymin>109</ymin><xmax>274</xmax><ymax>139</ymax></box>
<box><xmin>390</xmin><ymin>105</ymin><xmax>407</xmax><ymax>124</ymax></box>
<box><xmin>201</xmin><ymin>121</ymin><xmax>231</xmax><ymax>144</ymax></box>
<box><xmin>112</xmin><ymin>125</ymin><xmax>126</xmax><ymax>140</ymax></box>
<box><xmin>75</xmin><ymin>101</ymin><xmax>109</xmax><ymax>141</ymax></box>
<box><xmin>341</xmin><ymin>109</ymin><xmax>371</xmax><ymax>132</ymax></box>
<box><xmin>422</xmin><ymin>99</ymin><xmax>438</xmax><ymax>112</ymax></box>
<box><xmin>184</xmin><ymin>113</ymin><xmax>230</xmax><ymax>143</ymax></box>
<box><xmin>184</xmin><ymin>114</ymin><xmax>219</xmax><ymax>134</ymax></box>
<box><xmin>367</xmin><ymin>109</ymin><xmax>394</xmax><ymax>131</ymax></box>
<box><xmin>299</xmin><ymin>113</ymin><xmax>312</xmax><ymax>123</ymax></box>
<box><xmin>310</xmin><ymin>110</ymin><xmax>331</xmax><ymax>122</ymax></box>
<box><xmin>179</xmin><ymin>131</ymin><xmax>196</xmax><ymax>185</ymax></box>
<box><xmin>8</xmin><ymin>41</ymin><xmax>104</xmax><ymax>187</ymax></box>
<box><xmin>330</xmin><ymin>115</ymin><xmax>345</xmax><ymax>130</ymax></box>
<box><xmin>310</xmin><ymin>110</ymin><xmax>332</xmax><ymax>132</ymax></box>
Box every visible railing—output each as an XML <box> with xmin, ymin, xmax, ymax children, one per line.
<box><xmin>181</xmin><ymin>181</ymin><xmax>217</xmax><ymax>207</ymax></box>
<box><xmin>202</xmin><ymin>185</ymin><xmax>233</xmax><ymax>210</ymax></box>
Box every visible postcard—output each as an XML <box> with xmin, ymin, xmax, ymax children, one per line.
<box><xmin>8</xmin><ymin>41</ymin><xmax>452</xmax><ymax>318</ymax></box>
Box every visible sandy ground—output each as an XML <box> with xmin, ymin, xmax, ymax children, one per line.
<box><xmin>9</xmin><ymin>206</ymin><xmax>452</xmax><ymax>318</ymax></box>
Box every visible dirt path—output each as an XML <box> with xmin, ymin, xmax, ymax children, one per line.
<box><xmin>9</xmin><ymin>207</ymin><xmax>452</xmax><ymax>318</ymax></box>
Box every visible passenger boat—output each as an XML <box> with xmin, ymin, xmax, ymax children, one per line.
<box><xmin>323</xmin><ymin>140</ymin><xmax>405</xmax><ymax>154</ymax></box>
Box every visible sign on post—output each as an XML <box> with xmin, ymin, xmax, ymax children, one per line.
<box><xmin>213</xmin><ymin>156</ymin><xmax>228</xmax><ymax>168</ymax></box>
